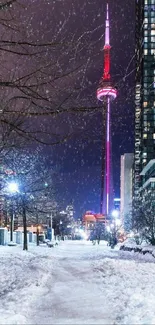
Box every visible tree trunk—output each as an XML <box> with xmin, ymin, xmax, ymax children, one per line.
<box><xmin>36</xmin><ymin>212</ymin><xmax>39</xmax><ymax>246</ymax></box>
<box><xmin>36</xmin><ymin>226</ymin><xmax>39</xmax><ymax>246</ymax></box>
<box><xmin>150</xmin><ymin>236</ymin><xmax>155</xmax><ymax>246</ymax></box>
<box><xmin>22</xmin><ymin>198</ymin><xmax>28</xmax><ymax>250</ymax></box>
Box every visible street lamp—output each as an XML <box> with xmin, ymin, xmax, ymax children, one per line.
<box><xmin>59</xmin><ymin>220</ymin><xmax>64</xmax><ymax>240</ymax></box>
<box><xmin>112</xmin><ymin>209</ymin><xmax>119</xmax><ymax>218</ymax></box>
<box><xmin>7</xmin><ymin>182</ymin><xmax>19</xmax><ymax>194</ymax></box>
<box><xmin>7</xmin><ymin>181</ymin><xmax>19</xmax><ymax>242</ymax></box>
<box><xmin>110</xmin><ymin>209</ymin><xmax>121</xmax><ymax>247</ymax></box>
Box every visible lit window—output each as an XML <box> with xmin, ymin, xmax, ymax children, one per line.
<box><xmin>153</xmin><ymin>133</ymin><xmax>155</xmax><ymax>139</ymax></box>
<box><xmin>151</xmin><ymin>30</ymin><xmax>155</xmax><ymax>35</ymax></box>
<box><xmin>143</xmin><ymin>159</ymin><xmax>147</xmax><ymax>164</ymax></box>
<box><xmin>144</xmin><ymin>18</ymin><xmax>148</xmax><ymax>23</ymax></box>
<box><xmin>144</xmin><ymin>11</ymin><xmax>148</xmax><ymax>18</ymax></box>
<box><xmin>144</xmin><ymin>49</ymin><xmax>148</xmax><ymax>55</ymax></box>
<box><xmin>144</xmin><ymin>37</ymin><xmax>148</xmax><ymax>42</ymax></box>
<box><xmin>145</xmin><ymin>0</ymin><xmax>147</xmax><ymax>3</ymax></box>
<box><xmin>143</xmin><ymin>102</ymin><xmax>148</xmax><ymax>107</ymax></box>
<box><xmin>143</xmin><ymin>134</ymin><xmax>147</xmax><ymax>138</ymax></box>
<box><xmin>143</xmin><ymin>152</ymin><xmax>147</xmax><ymax>157</ymax></box>
<box><xmin>151</xmin><ymin>36</ymin><xmax>155</xmax><ymax>42</ymax></box>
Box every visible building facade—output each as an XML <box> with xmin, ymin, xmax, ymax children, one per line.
<box><xmin>133</xmin><ymin>0</ymin><xmax>155</xmax><ymax>212</ymax></box>
<box><xmin>82</xmin><ymin>211</ymin><xmax>106</xmax><ymax>239</ymax></box>
<box><xmin>114</xmin><ymin>198</ymin><xmax>120</xmax><ymax>212</ymax></box>
<box><xmin>139</xmin><ymin>159</ymin><xmax>155</xmax><ymax>243</ymax></box>
<box><xmin>120</xmin><ymin>153</ymin><xmax>133</xmax><ymax>231</ymax></box>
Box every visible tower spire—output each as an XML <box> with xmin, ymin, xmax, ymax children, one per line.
<box><xmin>102</xmin><ymin>2</ymin><xmax>111</xmax><ymax>81</ymax></box>
<box><xmin>105</xmin><ymin>2</ymin><xmax>110</xmax><ymax>46</ymax></box>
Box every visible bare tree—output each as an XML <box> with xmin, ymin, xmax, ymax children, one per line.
<box><xmin>0</xmin><ymin>1</ymin><xmax>101</xmax><ymax>149</ymax></box>
<box><xmin>3</xmin><ymin>148</ymin><xmax>57</xmax><ymax>249</ymax></box>
<box><xmin>0</xmin><ymin>0</ymin><xmax>136</xmax><ymax>149</ymax></box>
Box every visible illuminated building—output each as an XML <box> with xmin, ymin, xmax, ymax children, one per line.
<box><xmin>82</xmin><ymin>211</ymin><xmax>96</xmax><ymax>235</ymax></box>
<box><xmin>114</xmin><ymin>198</ymin><xmax>120</xmax><ymax>211</ymax></box>
<box><xmin>120</xmin><ymin>153</ymin><xmax>133</xmax><ymax>230</ymax></box>
<box><xmin>133</xmin><ymin>0</ymin><xmax>155</xmax><ymax>230</ymax></box>
<box><xmin>82</xmin><ymin>211</ymin><xmax>106</xmax><ymax>237</ymax></box>
<box><xmin>133</xmin><ymin>0</ymin><xmax>155</xmax><ymax>207</ymax></box>
<box><xmin>97</xmin><ymin>3</ymin><xmax>117</xmax><ymax>218</ymax></box>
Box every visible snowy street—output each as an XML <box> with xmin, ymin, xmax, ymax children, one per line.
<box><xmin>1</xmin><ymin>241</ymin><xmax>155</xmax><ymax>324</ymax></box>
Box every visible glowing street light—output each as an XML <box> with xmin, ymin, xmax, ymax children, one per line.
<box><xmin>111</xmin><ymin>209</ymin><xmax>119</xmax><ymax>218</ymax></box>
<box><xmin>115</xmin><ymin>218</ymin><xmax>121</xmax><ymax>227</ymax></box>
<box><xmin>7</xmin><ymin>182</ymin><xmax>19</xmax><ymax>194</ymax></box>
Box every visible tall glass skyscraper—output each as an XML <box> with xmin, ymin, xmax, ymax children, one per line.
<box><xmin>134</xmin><ymin>0</ymin><xmax>155</xmax><ymax>205</ymax></box>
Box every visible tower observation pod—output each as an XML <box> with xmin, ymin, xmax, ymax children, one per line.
<box><xmin>97</xmin><ymin>3</ymin><xmax>117</xmax><ymax>218</ymax></box>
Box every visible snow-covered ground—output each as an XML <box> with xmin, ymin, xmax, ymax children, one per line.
<box><xmin>1</xmin><ymin>240</ymin><xmax>155</xmax><ymax>324</ymax></box>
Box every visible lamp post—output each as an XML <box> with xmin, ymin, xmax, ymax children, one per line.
<box><xmin>50</xmin><ymin>213</ymin><xmax>53</xmax><ymax>240</ymax></box>
<box><xmin>36</xmin><ymin>210</ymin><xmax>40</xmax><ymax>246</ymax></box>
<box><xmin>47</xmin><ymin>213</ymin><xmax>53</xmax><ymax>241</ymax></box>
<box><xmin>110</xmin><ymin>209</ymin><xmax>121</xmax><ymax>246</ymax></box>
<box><xmin>59</xmin><ymin>220</ymin><xmax>63</xmax><ymax>240</ymax></box>
<box><xmin>10</xmin><ymin>202</ymin><xmax>14</xmax><ymax>242</ymax></box>
<box><xmin>7</xmin><ymin>182</ymin><xmax>19</xmax><ymax>243</ymax></box>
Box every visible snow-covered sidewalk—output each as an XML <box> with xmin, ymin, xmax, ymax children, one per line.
<box><xmin>1</xmin><ymin>241</ymin><xmax>155</xmax><ymax>324</ymax></box>
<box><xmin>0</xmin><ymin>244</ymin><xmax>57</xmax><ymax>324</ymax></box>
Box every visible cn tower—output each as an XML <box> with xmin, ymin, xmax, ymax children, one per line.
<box><xmin>97</xmin><ymin>3</ymin><xmax>117</xmax><ymax>218</ymax></box>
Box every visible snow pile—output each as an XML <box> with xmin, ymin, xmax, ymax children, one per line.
<box><xmin>120</xmin><ymin>239</ymin><xmax>155</xmax><ymax>258</ymax></box>
<box><xmin>0</xmin><ymin>244</ymin><xmax>57</xmax><ymax>324</ymax></box>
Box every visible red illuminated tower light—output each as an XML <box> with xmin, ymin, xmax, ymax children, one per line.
<box><xmin>97</xmin><ymin>3</ymin><xmax>117</xmax><ymax>217</ymax></box>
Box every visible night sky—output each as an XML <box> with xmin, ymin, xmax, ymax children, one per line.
<box><xmin>10</xmin><ymin>0</ymin><xmax>135</xmax><ymax>218</ymax></box>
<box><xmin>47</xmin><ymin>0</ymin><xmax>135</xmax><ymax>218</ymax></box>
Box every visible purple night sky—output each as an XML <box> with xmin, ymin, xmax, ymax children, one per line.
<box><xmin>3</xmin><ymin>0</ymin><xmax>135</xmax><ymax>218</ymax></box>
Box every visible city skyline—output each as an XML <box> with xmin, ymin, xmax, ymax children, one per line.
<box><xmin>0</xmin><ymin>0</ymin><xmax>135</xmax><ymax>220</ymax></box>
<box><xmin>1</xmin><ymin>3</ymin><xmax>155</xmax><ymax>324</ymax></box>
